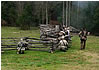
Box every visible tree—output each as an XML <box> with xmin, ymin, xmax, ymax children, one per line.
<box><xmin>93</xmin><ymin>3</ymin><xmax>99</xmax><ymax>35</ymax></box>
<box><xmin>16</xmin><ymin>2</ymin><xmax>33</xmax><ymax>30</ymax></box>
<box><xmin>1</xmin><ymin>1</ymin><xmax>17</xmax><ymax>26</ymax></box>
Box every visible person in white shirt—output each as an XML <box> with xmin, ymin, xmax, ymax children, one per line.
<box><xmin>64</xmin><ymin>27</ymin><xmax>71</xmax><ymax>41</ymax></box>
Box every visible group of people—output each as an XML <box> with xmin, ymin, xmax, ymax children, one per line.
<box><xmin>17</xmin><ymin>25</ymin><xmax>90</xmax><ymax>54</ymax></box>
<box><xmin>59</xmin><ymin>25</ymin><xmax>89</xmax><ymax>50</ymax></box>
<box><xmin>51</xmin><ymin>25</ymin><xmax>90</xmax><ymax>53</ymax></box>
<box><xmin>59</xmin><ymin>26</ymin><xmax>71</xmax><ymax>42</ymax></box>
<box><xmin>56</xmin><ymin>26</ymin><xmax>72</xmax><ymax>52</ymax></box>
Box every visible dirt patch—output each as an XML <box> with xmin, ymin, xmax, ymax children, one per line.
<box><xmin>13</xmin><ymin>32</ymin><xmax>20</xmax><ymax>33</ymax></box>
<box><xmin>82</xmin><ymin>51</ymin><xmax>99</xmax><ymax>63</ymax></box>
<box><xmin>55</xmin><ymin>64</ymin><xmax>99</xmax><ymax>70</ymax></box>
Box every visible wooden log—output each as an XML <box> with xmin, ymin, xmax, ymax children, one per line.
<box><xmin>1</xmin><ymin>45</ymin><xmax>17</xmax><ymax>46</ymax></box>
<box><xmin>29</xmin><ymin>40</ymin><xmax>51</xmax><ymax>44</ymax></box>
<box><xmin>1</xmin><ymin>48</ymin><xmax>49</xmax><ymax>51</ymax></box>
<box><xmin>1</xmin><ymin>51</ymin><xmax>4</xmax><ymax>53</ymax></box>
<box><xmin>1</xmin><ymin>49</ymin><xmax>17</xmax><ymax>51</ymax></box>
<box><xmin>1</xmin><ymin>40</ymin><xmax>18</xmax><ymax>41</ymax></box>
<box><xmin>29</xmin><ymin>46</ymin><xmax>49</xmax><ymax>48</ymax></box>
<box><xmin>1</xmin><ymin>37</ymin><xmax>20</xmax><ymax>39</ymax></box>
<box><xmin>30</xmin><ymin>44</ymin><xmax>51</xmax><ymax>46</ymax></box>
<box><xmin>1</xmin><ymin>46</ymin><xmax>17</xmax><ymax>48</ymax></box>
<box><xmin>1</xmin><ymin>37</ymin><xmax>41</xmax><ymax>40</ymax></box>
<box><xmin>1</xmin><ymin>44</ymin><xmax>50</xmax><ymax>48</ymax></box>
<box><xmin>27</xmin><ymin>38</ymin><xmax>41</xmax><ymax>40</ymax></box>
<box><xmin>29</xmin><ymin>43</ymin><xmax>51</xmax><ymax>44</ymax></box>
<box><xmin>2</xmin><ymin>43</ymin><xmax>17</xmax><ymax>45</ymax></box>
<box><xmin>1</xmin><ymin>46</ymin><xmax>49</xmax><ymax>48</ymax></box>
<box><xmin>1</xmin><ymin>46</ymin><xmax>49</xmax><ymax>49</ymax></box>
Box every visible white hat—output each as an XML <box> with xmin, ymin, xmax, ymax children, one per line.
<box><xmin>20</xmin><ymin>38</ymin><xmax>23</xmax><ymax>41</ymax></box>
<box><xmin>61</xmin><ymin>36</ymin><xmax>65</xmax><ymax>39</ymax></box>
<box><xmin>59</xmin><ymin>31</ymin><xmax>65</xmax><ymax>35</ymax></box>
<box><xmin>60</xmin><ymin>31</ymin><xmax>65</xmax><ymax>34</ymax></box>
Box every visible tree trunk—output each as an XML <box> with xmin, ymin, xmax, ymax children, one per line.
<box><xmin>77</xmin><ymin>1</ymin><xmax>79</xmax><ymax>28</ymax></box>
<box><xmin>66</xmin><ymin>1</ymin><xmax>68</xmax><ymax>27</ymax></box>
<box><xmin>17</xmin><ymin>1</ymin><xmax>24</xmax><ymax>17</ymax></box>
<box><xmin>46</xmin><ymin>1</ymin><xmax>48</xmax><ymax>24</ymax></box>
<box><xmin>63</xmin><ymin>1</ymin><xmax>65</xmax><ymax>26</ymax></box>
<box><xmin>42</xmin><ymin>2</ymin><xmax>44</xmax><ymax>24</ymax></box>
<box><xmin>68</xmin><ymin>1</ymin><xmax>71</xmax><ymax>26</ymax></box>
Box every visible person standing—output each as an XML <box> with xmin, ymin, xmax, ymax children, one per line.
<box><xmin>79</xmin><ymin>28</ymin><xmax>89</xmax><ymax>50</ymax></box>
<box><xmin>64</xmin><ymin>27</ymin><xmax>71</xmax><ymax>41</ymax></box>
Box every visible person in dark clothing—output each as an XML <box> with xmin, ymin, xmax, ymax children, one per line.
<box><xmin>79</xmin><ymin>28</ymin><xmax>89</xmax><ymax>50</ymax></box>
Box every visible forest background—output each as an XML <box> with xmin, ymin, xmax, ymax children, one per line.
<box><xmin>1</xmin><ymin>1</ymin><xmax>99</xmax><ymax>35</ymax></box>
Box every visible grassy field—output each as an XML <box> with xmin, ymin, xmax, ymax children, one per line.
<box><xmin>1</xmin><ymin>27</ymin><xmax>99</xmax><ymax>70</ymax></box>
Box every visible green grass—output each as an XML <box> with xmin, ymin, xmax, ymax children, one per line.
<box><xmin>1</xmin><ymin>26</ymin><xmax>40</xmax><ymax>38</ymax></box>
<box><xmin>1</xmin><ymin>27</ymin><xmax>99</xmax><ymax>70</ymax></box>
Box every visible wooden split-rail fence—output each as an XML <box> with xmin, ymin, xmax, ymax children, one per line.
<box><xmin>1</xmin><ymin>37</ymin><xmax>55</xmax><ymax>52</ymax></box>
<box><xmin>1</xmin><ymin>24</ymin><xmax>73</xmax><ymax>53</ymax></box>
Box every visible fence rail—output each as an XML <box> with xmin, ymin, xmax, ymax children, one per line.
<box><xmin>1</xmin><ymin>37</ymin><xmax>52</xmax><ymax>52</ymax></box>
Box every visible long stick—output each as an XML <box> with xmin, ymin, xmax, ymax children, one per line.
<box><xmin>1</xmin><ymin>46</ymin><xmax>49</xmax><ymax>48</ymax></box>
<box><xmin>1</xmin><ymin>45</ymin><xmax>17</xmax><ymax>46</ymax></box>
<box><xmin>1</xmin><ymin>49</ymin><xmax>17</xmax><ymax>51</ymax></box>
<box><xmin>1</xmin><ymin>47</ymin><xmax>17</xmax><ymax>48</ymax></box>
<box><xmin>1</xmin><ymin>37</ymin><xmax>20</xmax><ymax>39</ymax></box>
<box><xmin>29</xmin><ymin>46</ymin><xmax>49</xmax><ymax>48</ymax></box>
<box><xmin>1</xmin><ymin>37</ymin><xmax>41</xmax><ymax>40</ymax></box>
<box><xmin>29</xmin><ymin>40</ymin><xmax>51</xmax><ymax>44</ymax></box>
